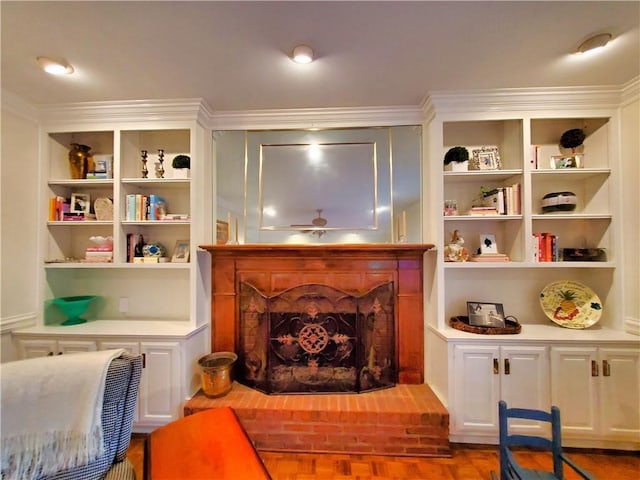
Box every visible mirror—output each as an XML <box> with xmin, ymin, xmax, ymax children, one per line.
<box><xmin>214</xmin><ymin>126</ymin><xmax>421</xmax><ymax>244</ymax></box>
<box><xmin>260</xmin><ymin>142</ymin><xmax>377</xmax><ymax>231</ymax></box>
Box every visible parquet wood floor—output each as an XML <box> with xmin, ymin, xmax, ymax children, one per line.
<box><xmin>128</xmin><ymin>435</ymin><xmax>639</xmax><ymax>479</ymax></box>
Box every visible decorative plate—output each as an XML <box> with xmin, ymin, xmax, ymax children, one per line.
<box><xmin>539</xmin><ymin>280</ymin><xmax>602</xmax><ymax>329</ymax></box>
<box><xmin>142</xmin><ymin>242</ymin><xmax>165</xmax><ymax>257</ymax></box>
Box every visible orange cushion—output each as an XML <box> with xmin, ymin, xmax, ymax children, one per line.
<box><xmin>148</xmin><ymin>407</ymin><xmax>271</xmax><ymax>479</ymax></box>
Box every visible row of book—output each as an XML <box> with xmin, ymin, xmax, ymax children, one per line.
<box><xmin>125</xmin><ymin>194</ymin><xmax>166</xmax><ymax>221</ymax></box>
<box><xmin>476</xmin><ymin>183</ymin><xmax>522</xmax><ymax>215</ymax></box>
<box><xmin>48</xmin><ymin>196</ymin><xmax>93</xmax><ymax>221</ymax></box>
<box><xmin>49</xmin><ymin>196</ymin><xmax>72</xmax><ymax>221</ymax></box>
<box><xmin>533</xmin><ymin>232</ymin><xmax>560</xmax><ymax>262</ymax></box>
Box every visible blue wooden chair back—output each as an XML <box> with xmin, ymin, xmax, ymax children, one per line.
<box><xmin>497</xmin><ymin>400</ymin><xmax>595</xmax><ymax>480</ymax></box>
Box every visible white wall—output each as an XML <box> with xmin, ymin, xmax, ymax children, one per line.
<box><xmin>620</xmin><ymin>84</ymin><xmax>640</xmax><ymax>335</ymax></box>
<box><xmin>1</xmin><ymin>92</ymin><xmax>40</xmax><ymax>361</ymax></box>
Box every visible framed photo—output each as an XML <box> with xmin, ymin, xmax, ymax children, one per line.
<box><xmin>550</xmin><ymin>154</ymin><xmax>583</xmax><ymax>169</ymax></box>
<box><xmin>467</xmin><ymin>302</ymin><xmax>506</xmax><ymax>328</ymax></box>
<box><xmin>70</xmin><ymin>193</ymin><xmax>90</xmax><ymax>214</ymax></box>
<box><xmin>216</xmin><ymin>220</ymin><xmax>229</xmax><ymax>245</ymax></box>
<box><xmin>472</xmin><ymin>146</ymin><xmax>502</xmax><ymax>170</ymax></box>
<box><xmin>171</xmin><ymin>240</ymin><xmax>190</xmax><ymax>263</ymax></box>
<box><xmin>480</xmin><ymin>234</ymin><xmax>498</xmax><ymax>254</ymax></box>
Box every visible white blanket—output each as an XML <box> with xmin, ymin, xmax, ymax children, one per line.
<box><xmin>1</xmin><ymin>348</ymin><xmax>125</xmax><ymax>480</ymax></box>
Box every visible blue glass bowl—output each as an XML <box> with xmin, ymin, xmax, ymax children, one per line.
<box><xmin>52</xmin><ymin>295</ymin><xmax>97</xmax><ymax>326</ymax></box>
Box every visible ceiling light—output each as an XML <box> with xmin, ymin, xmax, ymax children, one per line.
<box><xmin>37</xmin><ymin>56</ymin><xmax>74</xmax><ymax>75</ymax></box>
<box><xmin>291</xmin><ymin>45</ymin><xmax>314</xmax><ymax>64</ymax></box>
<box><xmin>575</xmin><ymin>33</ymin><xmax>612</xmax><ymax>55</ymax></box>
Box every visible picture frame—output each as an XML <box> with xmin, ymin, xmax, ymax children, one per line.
<box><xmin>70</xmin><ymin>193</ymin><xmax>90</xmax><ymax>215</ymax></box>
<box><xmin>216</xmin><ymin>220</ymin><xmax>229</xmax><ymax>245</ymax></box>
<box><xmin>550</xmin><ymin>154</ymin><xmax>583</xmax><ymax>169</ymax></box>
<box><xmin>480</xmin><ymin>234</ymin><xmax>498</xmax><ymax>254</ymax></box>
<box><xmin>171</xmin><ymin>240</ymin><xmax>190</xmax><ymax>263</ymax></box>
<box><xmin>472</xmin><ymin>146</ymin><xmax>502</xmax><ymax>170</ymax></box>
<box><xmin>467</xmin><ymin>302</ymin><xmax>506</xmax><ymax>328</ymax></box>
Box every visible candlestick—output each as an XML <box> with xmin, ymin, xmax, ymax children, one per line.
<box><xmin>157</xmin><ymin>149</ymin><xmax>165</xmax><ymax>178</ymax></box>
<box><xmin>399</xmin><ymin>211</ymin><xmax>407</xmax><ymax>243</ymax></box>
<box><xmin>402</xmin><ymin>211</ymin><xmax>407</xmax><ymax>238</ymax></box>
<box><xmin>141</xmin><ymin>150</ymin><xmax>148</xmax><ymax>178</ymax></box>
<box><xmin>235</xmin><ymin>216</ymin><xmax>239</xmax><ymax>243</ymax></box>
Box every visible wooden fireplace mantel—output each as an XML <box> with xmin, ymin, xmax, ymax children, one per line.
<box><xmin>200</xmin><ymin>243</ymin><xmax>435</xmax><ymax>384</ymax></box>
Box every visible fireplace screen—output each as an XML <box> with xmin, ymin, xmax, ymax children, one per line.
<box><xmin>239</xmin><ymin>282</ymin><xmax>395</xmax><ymax>394</ymax></box>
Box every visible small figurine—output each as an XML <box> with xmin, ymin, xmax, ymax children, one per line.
<box><xmin>444</xmin><ymin>229</ymin><xmax>469</xmax><ymax>262</ymax></box>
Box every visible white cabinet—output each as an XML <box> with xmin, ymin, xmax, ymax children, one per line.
<box><xmin>18</xmin><ymin>338</ymin><xmax>97</xmax><ymax>358</ymax></box>
<box><xmin>550</xmin><ymin>346</ymin><xmax>640</xmax><ymax>444</ymax></box>
<box><xmin>138</xmin><ymin>341</ymin><xmax>181</xmax><ymax>425</ymax></box>
<box><xmin>452</xmin><ymin>344</ymin><xmax>548</xmax><ymax>436</ymax></box>
<box><xmin>13</xmin><ymin>321</ymin><xmax>208</xmax><ymax>432</ymax></box>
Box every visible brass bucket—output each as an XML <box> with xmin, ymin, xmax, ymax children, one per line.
<box><xmin>198</xmin><ymin>352</ymin><xmax>237</xmax><ymax>398</ymax></box>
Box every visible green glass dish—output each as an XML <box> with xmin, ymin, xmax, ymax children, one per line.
<box><xmin>52</xmin><ymin>295</ymin><xmax>97</xmax><ymax>326</ymax></box>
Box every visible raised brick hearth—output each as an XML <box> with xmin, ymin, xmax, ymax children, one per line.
<box><xmin>183</xmin><ymin>382</ymin><xmax>450</xmax><ymax>457</ymax></box>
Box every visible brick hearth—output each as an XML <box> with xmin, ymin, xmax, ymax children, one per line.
<box><xmin>183</xmin><ymin>382</ymin><xmax>450</xmax><ymax>457</ymax></box>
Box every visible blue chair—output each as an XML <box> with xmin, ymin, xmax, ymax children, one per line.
<box><xmin>492</xmin><ymin>400</ymin><xmax>595</xmax><ymax>480</ymax></box>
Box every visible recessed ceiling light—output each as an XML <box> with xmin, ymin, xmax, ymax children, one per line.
<box><xmin>291</xmin><ymin>45</ymin><xmax>314</xmax><ymax>64</ymax></box>
<box><xmin>575</xmin><ymin>33</ymin><xmax>612</xmax><ymax>55</ymax></box>
<box><xmin>37</xmin><ymin>56</ymin><xmax>74</xmax><ymax>75</ymax></box>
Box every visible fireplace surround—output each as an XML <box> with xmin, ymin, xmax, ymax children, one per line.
<box><xmin>200</xmin><ymin>244</ymin><xmax>435</xmax><ymax>387</ymax></box>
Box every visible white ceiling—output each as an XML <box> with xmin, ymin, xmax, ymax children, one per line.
<box><xmin>2</xmin><ymin>1</ymin><xmax>639</xmax><ymax>111</ymax></box>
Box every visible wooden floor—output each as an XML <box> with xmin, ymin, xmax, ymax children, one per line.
<box><xmin>128</xmin><ymin>434</ymin><xmax>639</xmax><ymax>479</ymax></box>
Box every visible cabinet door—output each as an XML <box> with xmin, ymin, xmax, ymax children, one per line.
<box><xmin>501</xmin><ymin>346</ymin><xmax>550</xmax><ymax>435</ymax></box>
<box><xmin>138</xmin><ymin>341</ymin><xmax>181</xmax><ymax>425</ymax></box>
<box><xmin>99</xmin><ymin>341</ymin><xmax>141</xmax><ymax>355</ymax></box>
<box><xmin>18</xmin><ymin>339</ymin><xmax>58</xmax><ymax>358</ymax></box>
<box><xmin>599</xmin><ymin>348</ymin><xmax>640</xmax><ymax>441</ymax></box>
<box><xmin>57</xmin><ymin>339</ymin><xmax>98</xmax><ymax>355</ymax></box>
<box><xmin>550</xmin><ymin>346</ymin><xmax>598</xmax><ymax>437</ymax></box>
<box><xmin>453</xmin><ymin>344</ymin><xmax>501</xmax><ymax>433</ymax></box>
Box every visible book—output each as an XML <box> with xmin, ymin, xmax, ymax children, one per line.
<box><xmin>469</xmin><ymin>253</ymin><xmax>510</xmax><ymax>262</ymax></box>
<box><xmin>85</xmin><ymin>251</ymin><xmax>113</xmax><ymax>257</ymax></box>
<box><xmin>86</xmin><ymin>246</ymin><xmax>113</xmax><ymax>252</ymax></box>
<box><xmin>126</xmin><ymin>195</ymin><xmax>136</xmax><ymax>221</ymax></box>
<box><xmin>469</xmin><ymin>206</ymin><xmax>498</xmax><ymax>216</ymax></box>
<box><xmin>149</xmin><ymin>194</ymin><xmax>166</xmax><ymax>221</ymax></box>
<box><xmin>482</xmin><ymin>188</ymin><xmax>505</xmax><ymax>214</ymax></box>
<box><xmin>81</xmin><ymin>257</ymin><xmax>112</xmax><ymax>263</ymax></box>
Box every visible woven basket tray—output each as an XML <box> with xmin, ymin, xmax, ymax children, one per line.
<box><xmin>450</xmin><ymin>316</ymin><xmax>521</xmax><ymax>335</ymax></box>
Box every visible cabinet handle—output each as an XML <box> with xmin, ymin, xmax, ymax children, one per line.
<box><xmin>591</xmin><ymin>360</ymin><xmax>599</xmax><ymax>377</ymax></box>
<box><xmin>602</xmin><ymin>360</ymin><xmax>611</xmax><ymax>377</ymax></box>
<box><xmin>493</xmin><ymin>358</ymin><xmax>499</xmax><ymax>374</ymax></box>
<box><xmin>504</xmin><ymin>358</ymin><xmax>510</xmax><ymax>375</ymax></box>
<box><xmin>142</xmin><ymin>353</ymin><xmax>146</xmax><ymax>369</ymax></box>
<box><xmin>57</xmin><ymin>352</ymin><xmax>63</xmax><ymax>355</ymax></box>
<box><xmin>47</xmin><ymin>352</ymin><xmax>54</xmax><ymax>356</ymax></box>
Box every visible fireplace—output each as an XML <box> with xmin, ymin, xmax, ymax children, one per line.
<box><xmin>200</xmin><ymin>244</ymin><xmax>434</xmax><ymax>387</ymax></box>
<box><xmin>239</xmin><ymin>281</ymin><xmax>395</xmax><ymax>394</ymax></box>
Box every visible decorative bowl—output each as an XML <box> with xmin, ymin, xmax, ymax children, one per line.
<box><xmin>52</xmin><ymin>295</ymin><xmax>97</xmax><ymax>326</ymax></box>
<box><xmin>541</xmin><ymin>191</ymin><xmax>577</xmax><ymax>213</ymax></box>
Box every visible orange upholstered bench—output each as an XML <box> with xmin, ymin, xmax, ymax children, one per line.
<box><xmin>146</xmin><ymin>407</ymin><xmax>271</xmax><ymax>479</ymax></box>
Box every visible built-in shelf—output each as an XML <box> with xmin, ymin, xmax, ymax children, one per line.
<box><xmin>443</xmin><ymin>169</ymin><xmax>523</xmax><ymax>183</ymax></box>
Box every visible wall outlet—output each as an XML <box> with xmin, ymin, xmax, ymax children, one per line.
<box><xmin>119</xmin><ymin>297</ymin><xmax>129</xmax><ymax>313</ymax></box>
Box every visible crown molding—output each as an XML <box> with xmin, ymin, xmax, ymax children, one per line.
<box><xmin>207</xmin><ymin>106</ymin><xmax>423</xmax><ymax>130</ymax></box>
<box><xmin>421</xmin><ymin>85</ymin><xmax>627</xmax><ymax>115</ymax></box>
<box><xmin>37</xmin><ymin>98</ymin><xmax>214</xmax><ymax>126</ymax></box>
<box><xmin>620</xmin><ymin>76</ymin><xmax>640</xmax><ymax>107</ymax></box>
<box><xmin>1</xmin><ymin>90</ymin><xmax>39</xmax><ymax>123</ymax></box>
